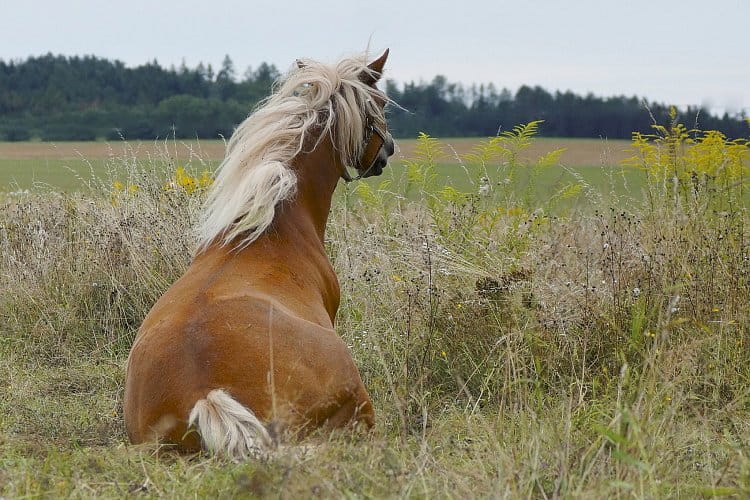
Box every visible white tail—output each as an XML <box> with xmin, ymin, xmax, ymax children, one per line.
<box><xmin>188</xmin><ymin>389</ymin><xmax>273</xmax><ymax>459</ymax></box>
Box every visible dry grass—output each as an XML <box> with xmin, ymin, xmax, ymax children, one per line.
<box><xmin>0</xmin><ymin>130</ymin><xmax>748</xmax><ymax>497</ymax></box>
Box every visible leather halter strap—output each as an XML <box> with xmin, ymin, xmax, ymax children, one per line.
<box><xmin>341</xmin><ymin>120</ymin><xmax>388</xmax><ymax>183</ymax></box>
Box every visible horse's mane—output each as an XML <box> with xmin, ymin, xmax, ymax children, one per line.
<box><xmin>196</xmin><ymin>53</ymin><xmax>387</xmax><ymax>252</ymax></box>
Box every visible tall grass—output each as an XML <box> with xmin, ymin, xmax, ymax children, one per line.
<box><xmin>0</xmin><ymin>122</ymin><xmax>748</xmax><ymax>497</ymax></box>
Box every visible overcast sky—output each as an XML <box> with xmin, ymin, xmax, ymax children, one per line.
<box><xmin>2</xmin><ymin>0</ymin><xmax>747</xmax><ymax>114</ymax></box>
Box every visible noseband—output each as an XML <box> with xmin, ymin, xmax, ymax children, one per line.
<box><xmin>341</xmin><ymin>118</ymin><xmax>388</xmax><ymax>183</ymax></box>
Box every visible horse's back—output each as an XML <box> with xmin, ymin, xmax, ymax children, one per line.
<box><xmin>124</xmin><ymin>281</ymin><xmax>372</xmax><ymax>449</ymax></box>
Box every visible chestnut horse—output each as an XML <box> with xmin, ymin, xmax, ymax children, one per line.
<box><xmin>124</xmin><ymin>50</ymin><xmax>394</xmax><ymax>458</ymax></box>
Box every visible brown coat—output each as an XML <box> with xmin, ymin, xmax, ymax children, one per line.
<box><xmin>124</xmin><ymin>138</ymin><xmax>375</xmax><ymax>450</ymax></box>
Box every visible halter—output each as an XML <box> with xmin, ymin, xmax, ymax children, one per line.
<box><xmin>341</xmin><ymin>118</ymin><xmax>388</xmax><ymax>182</ymax></box>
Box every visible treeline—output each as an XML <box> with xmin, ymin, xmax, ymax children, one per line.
<box><xmin>386</xmin><ymin>77</ymin><xmax>748</xmax><ymax>139</ymax></box>
<box><xmin>0</xmin><ymin>54</ymin><xmax>747</xmax><ymax>141</ymax></box>
<box><xmin>0</xmin><ymin>54</ymin><xmax>278</xmax><ymax>141</ymax></box>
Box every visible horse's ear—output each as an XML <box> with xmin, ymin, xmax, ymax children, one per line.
<box><xmin>361</xmin><ymin>49</ymin><xmax>389</xmax><ymax>85</ymax></box>
<box><xmin>296</xmin><ymin>59</ymin><xmax>305</xmax><ymax>69</ymax></box>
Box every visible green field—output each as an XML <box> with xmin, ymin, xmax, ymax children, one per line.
<box><xmin>0</xmin><ymin>138</ymin><xmax>644</xmax><ymax>208</ymax></box>
<box><xmin>0</xmin><ymin>157</ymin><xmax>643</xmax><ymax>194</ymax></box>
<box><xmin>0</xmin><ymin>158</ymin><xmax>108</xmax><ymax>191</ymax></box>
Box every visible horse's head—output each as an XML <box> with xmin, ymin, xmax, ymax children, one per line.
<box><xmin>291</xmin><ymin>50</ymin><xmax>394</xmax><ymax>182</ymax></box>
<box><xmin>347</xmin><ymin>49</ymin><xmax>395</xmax><ymax>180</ymax></box>
<box><xmin>197</xmin><ymin>51</ymin><xmax>397</xmax><ymax>251</ymax></box>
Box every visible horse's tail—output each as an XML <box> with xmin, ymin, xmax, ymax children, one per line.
<box><xmin>188</xmin><ymin>389</ymin><xmax>273</xmax><ymax>459</ymax></box>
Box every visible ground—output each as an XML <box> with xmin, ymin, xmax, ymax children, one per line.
<box><xmin>0</xmin><ymin>131</ymin><xmax>748</xmax><ymax>497</ymax></box>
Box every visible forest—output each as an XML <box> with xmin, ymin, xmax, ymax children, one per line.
<box><xmin>0</xmin><ymin>54</ymin><xmax>747</xmax><ymax>141</ymax></box>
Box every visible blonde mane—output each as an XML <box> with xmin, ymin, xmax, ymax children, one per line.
<box><xmin>196</xmin><ymin>54</ymin><xmax>387</xmax><ymax>252</ymax></box>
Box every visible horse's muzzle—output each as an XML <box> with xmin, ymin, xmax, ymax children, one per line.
<box><xmin>362</xmin><ymin>133</ymin><xmax>395</xmax><ymax>178</ymax></box>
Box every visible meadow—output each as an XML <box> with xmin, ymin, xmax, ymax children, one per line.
<box><xmin>0</xmin><ymin>121</ymin><xmax>748</xmax><ymax>497</ymax></box>
<box><xmin>0</xmin><ymin>136</ymin><xmax>636</xmax><ymax>197</ymax></box>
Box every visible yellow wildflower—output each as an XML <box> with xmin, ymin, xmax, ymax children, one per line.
<box><xmin>199</xmin><ymin>170</ymin><xmax>213</xmax><ymax>188</ymax></box>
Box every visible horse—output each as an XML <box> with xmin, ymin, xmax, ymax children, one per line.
<box><xmin>124</xmin><ymin>50</ymin><xmax>394</xmax><ymax>458</ymax></box>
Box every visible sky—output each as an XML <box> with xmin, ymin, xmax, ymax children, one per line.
<box><xmin>1</xmin><ymin>0</ymin><xmax>747</xmax><ymax>114</ymax></box>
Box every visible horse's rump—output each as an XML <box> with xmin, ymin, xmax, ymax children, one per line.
<box><xmin>125</xmin><ymin>293</ymin><xmax>371</xmax><ymax>453</ymax></box>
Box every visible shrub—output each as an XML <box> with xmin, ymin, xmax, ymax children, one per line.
<box><xmin>40</xmin><ymin>122</ymin><xmax>97</xmax><ymax>141</ymax></box>
<box><xmin>0</xmin><ymin>125</ymin><xmax>31</xmax><ymax>141</ymax></box>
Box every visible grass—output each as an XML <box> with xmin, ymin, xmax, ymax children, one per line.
<box><xmin>0</xmin><ymin>158</ymin><xmax>109</xmax><ymax>191</ymax></box>
<box><xmin>0</xmin><ymin>137</ymin><xmax>633</xmax><ymax>192</ymax></box>
<box><xmin>1</xmin><ymin>126</ymin><xmax>748</xmax><ymax>497</ymax></box>
<box><xmin>0</xmin><ymin>137</ymin><xmax>646</xmax><ymax>215</ymax></box>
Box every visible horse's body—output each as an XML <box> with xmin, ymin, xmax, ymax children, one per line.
<box><xmin>124</xmin><ymin>51</ymin><xmax>393</xmax><ymax>457</ymax></box>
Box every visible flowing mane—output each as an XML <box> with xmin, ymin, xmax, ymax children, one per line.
<box><xmin>196</xmin><ymin>54</ymin><xmax>388</xmax><ymax>252</ymax></box>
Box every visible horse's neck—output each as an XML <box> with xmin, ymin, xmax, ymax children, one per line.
<box><xmin>197</xmin><ymin>144</ymin><xmax>343</xmax><ymax>324</ymax></box>
<box><xmin>286</xmin><ymin>141</ymin><xmax>342</xmax><ymax>242</ymax></box>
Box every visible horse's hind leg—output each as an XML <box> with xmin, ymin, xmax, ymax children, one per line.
<box><xmin>317</xmin><ymin>387</ymin><xmax>375</xmax><ymax>431</ymax></box>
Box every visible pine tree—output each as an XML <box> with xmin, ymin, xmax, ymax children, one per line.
<box><xmin>217</xmin><ymin>55</ymin><xmax>235</xmax><ymax>82</ymax></box>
